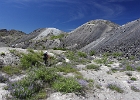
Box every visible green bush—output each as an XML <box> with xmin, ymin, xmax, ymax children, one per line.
<box><xmin>8</xmin><ymin>66</ymin><xmax>59</xmax><ymax>99</ymax></box>
<box><xmin>86</xmin><ymin>64</ymin><xmax>100</xmax><ymax>71</ymax></box>
<box><xmin>9</xmin><ymin>49</ymin><xmax>22</xmax><ymax>57</ymax></box>
<box><xmin>0</xmin><ymin>52</ymin><xmax>5</xmax><ymax>56</ymax></box>
<box><xmin>131</xmin><ymin>86</ymin><xmax>140</xmax><ymax>92</ymax></box>
<box><xmin>94</xmin><ymin>57</ymin><xmax>108</xmax><ymax>64</ymax></box>
<box><xmin>1</xmin><ymin>66</ymin><xmax>21</xmax><ymax>75</ymax></box>
<box><xmin>126</xmin><ymin>72</ymin><xmax>132</xmax><ymax>76</ymax></box>
<box><xmin>77</xmin><ymin>51</ymin><xmax>87</xmax><ymax>58</ymax></box>
<box><xmin>112</xmin><ymin>52</ymin><xmax>123</xmax><ymax>57</ymax></box>
<box><xmin>50</xmin><ymin>34</ymin><xmax>64</xmax><ymax>40</ymax></box>
<box><xmin>107</xmin><ymin>84</ymin><xmax>124</xmax><ymax>93</ymax></box>
<box><xmin>65</xmin><ymin>51</ymin><xmax>89</xmax><ymax>64</ymax></box>
<box><xmin>9</xmin><ymin>77</ymin><xmax>42</xmax><ymax>99</ymax></box>
<box><xmin>126</xmin><ymin>65</ymin><xmax>134</xmax><ymax>71</ymax></box>
<box><xmin>56</xmin><ymin>64</ymin><xmax>77</xmax><ymax>74</ymax></box>
<box><xmin>89</xmin><ymin>50</ymin><xmax>95</xmax><ymax>56</ymax></box>
<box><xmin>20</xmin><ymin>51</ymin><xmax>43</xmax><ymax>69</ymax></box>
<box><xmin>53</xmin><ymin>47</ymin><xmax>67</xmax><ymax>51</ymax></box>
<box><xmin>136</xmin><ymin>66</ymin><xmax>140</xmax><ymax>72</ymax></box>
<box><xmin>33</xmin><ymin>67</ymin><xmax>60</xmax><ymax>83</ymax></box>
<box><xmin>130</xmin><ymin>77</ymin><xmax>137</xmax><ymax>81</ymax></box>
<box><xmin>52</xmin><ymin>77</ymin><xmax>82</xmax><ymax>93</ymax></box>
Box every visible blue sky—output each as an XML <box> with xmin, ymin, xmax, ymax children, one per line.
<box><xmin>0</xmin><ymin>0</ymin><xmax>140</xmax><ymax>33</ymax></box>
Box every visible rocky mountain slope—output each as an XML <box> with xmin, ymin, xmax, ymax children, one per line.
<box><xmin>62</xmin><ymin>20</ymin><xmax>119</xmax><ymax>49</ymax></box>
<box><xmin>81</xmin><ymin>19</ymin><xmax>140</xmax><ymax>59</ymax></box>
<box><xmin>0</xmin><ymin>29</ymin><xmax>26</xmax><ymax>47</ymax></box>
<box><xmin>0</xmin><ymin>18</ymin><xmax>140</xmax><ymax>59</ymax></box>
<box><xmin>13</xmin><ymin>28</ymin><xmax>65</xmax><ymax>49</ymax></box>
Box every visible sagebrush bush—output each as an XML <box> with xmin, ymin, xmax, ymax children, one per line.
<box><xmin>136</xmin><ymin>66</ymin><xmax>140</xmax><ymax>72</ymax></box>
<box><xmin>77</xmin><ymin>51</ymin><xmax>87</xmax><ymax>58</ymax></box>
<box><xmin>20</xmin><ymin>50</ymin><xmax>43</xmax><ymax>69</ymax></box>
<box><xmin>89</xmin><ymin>50</ymin><xmax>95</xmax><ymax>56</ymax></box>
<box><xmin>56</xmin><ymin>64</ymin><xmax>77</xmax><ymax>74</ymax></box>
<box><xmin>131</xmin><ymin>86</ymin><xmax>140</xmax><ymax>92</ymax></box>
<box><xmin>107</xmin><ymin>84</ymin><xmax>124</xmax><ymax>93</ymax></box>
<box><xmin>126</xmin><ymin>65</ymin><xmax>134</xmax><ymax>71</ymax></box>
<box><xmin>86</xmin><ymin>64</ymin><xmax>100</xmax><ymax>71</ymax></box>
<box><xmin>0</xmin><ymin>52</ymin><xmax>5</xmax><ymax>56</ymax></box>
<box><xmin>52</xmin><ymin>77</ymin><xmax>82</xmax><ymax>93</ymax></box>
<box><xmin>50</xmin><ymin>34</ymin><xmax>64</xmax><ymax>40</ymax></box>
<box><xmin>8</xmin><ymin>75</ymin><xmax>42</xmax><ymax>99</ymax></box>
<box><xmin>1</xmin><ymin>66</ymin><xmax>21</xmax><ymax>75</ymax></box>
<box><xmin>65</xmin><ymin>51</ymin><xmax>90</xmax><ymax>65</ymax></box>
<box><xmin>94</xmin><ymin>57</ymin><xmax>108</xmax><ymax>64</ymax></box>
<box><xmin>130</xmin><ymin>77</ymin><xmax>137</xmax><ymax>81</ymax></box>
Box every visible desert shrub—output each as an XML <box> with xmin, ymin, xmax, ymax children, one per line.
<box><xmin>50</xmin><ymin>34</ymin><xmax>64</xmax><ymax>40</ymax></box>
<box><xmin>9</xmin><ymin>49</ymin><xmax>22</xmax><ymax>57</ymax></box>
<box><xmin>31</xmin><ymin>89</ymin><xmax>47</xmax><ymax>100</ymax></box>
<box><xmin>94</xmin><ymin>57</ymin><xmax>108</xmax><ymax>64</ymax></box>
<box><xmin>111</xmin><ymin>68</ymin><xmax>118</xmax><ymax>73</ymax></box>
<box><xmin>107</xmin><ymin>84</ymin><xmax>124</xmax><ymax>93</ymax></box>
<box><xmin>8</xmin><ymin>66</ymin><xmax>59</xmax><ymax>99</ymax></box>
<box><xmin>1</xmin><ymin>66</ymin><xmax>21</xmax><ymax>75</ymax></box>
<box><xmin>0</xmin><ymin>52</ymin><xmax>5</xmax><ymax>56</ymax></box>
<box><xmin>131</xmin><ymin>86</ymin><xmax>140</xmax><ymax>92</ymax></box>
<box><xmin>8</xmin><ymin>77</ymin><xmax>43</xmax><ymax>99</ymax></box>
<box><xmin>32</xmin><ymin>67</ymin><xmax>60</xmax><ymax>84</ymax></box>
<box><xmin>65</xmin><ymin>51</ymin><xmax>89</xmax><ymax>64</ymax></box>
<box><xmin>0</xmin><ymin>75</ymin><xmax>9</xmax><ymax>83</ymax></box>
<box><xmin>77</xmin><ymin>51</ymin><xmax>87</xmax><ymax>58</ymax></box>
<box><xmin>52</xmin><ymin>77</ymin><xmax>82</xmax><ymax>93</ymax></box>
<box><xmin>53</xmin><ymin>47</ymin><xmax>67</xmax><ymax>51</ymax></box>
<box><xmin>56</xmin><ymin>64</ymin><xmax>77</xmax><ymax>74</ymax></box>
<box><xmin>126</xmin><ymin>65</ymin><xmax>134</xmax><ymax>71</ymax></box>
<box><xmin>136</xmin><ymin>66</ymin><xmax>140</xmax><ymax>72</ymax></box>
<box><xmin>112</xmin><ymin>52</ymin><xmax>123</xmax><ymax>57</ymax></box>
<box><xmin>89</xmin><ymin>50</ymin><xmax>96</xmax><ymax>56</ymax></box>
<box><xmin>20</xmin><ymin>51</ymin><xmax>43</xmax><ymax>69</ymax></box>
<box><xmin>130</xmin><ymin>77</ymin><xmax>137</xmax><ymax>81</ymax></box>
<box><xmin>86</xmin><ymin>64</ymin><xmax>100</xmax><ymax>71</ymax></box>
<box><xmin>126</xmin><ymin>72</ymin><xmax>132</xmax><ymax>76</ymax></box>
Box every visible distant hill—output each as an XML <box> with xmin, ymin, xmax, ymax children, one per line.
<box><xmin>62</xmin><ymin>19</ymin><xmax>119</xmax><ymax>49</ymax></box>
<box><xmin>0</xmin><ymin>19</ymin><xmax>140</xmax><ymax>59</ymax></box>
<box><xmin>0</xmin><ymin>29</ymin><xmax>26</xmax><ymax>47</ymax></box>
<box><xmin>81</xmin><ymin>19</ymin><xmax>140</xmax><ymax>59</ymax></box>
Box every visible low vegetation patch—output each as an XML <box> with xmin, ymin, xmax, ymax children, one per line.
<box><xmin>94</xmin><ymin>57</ymin><xmax>108</xmax><ymax>65</ymax></box>
<box><xmin>136</xmin><ymin>66</ymin><xmax>140</xmax><ymax>72</ymax></box>
<box><xmin>126</xmin><ymin>65</ymin><xmax>134</xmax><ymax>71</ymax></box>
<box><xmin>65</xmin><ymin>50</ymin><xmax>90</xmax><ymax>64</ymax></box>
<box><xmin>56</xmin><ymin>64</ymin><xmax>77</xmax><ymax>74</ymax></box>
<box><xmin>89</xmin><ymin>50</ymin><xmax>96</xmax><ymax>56</ymax></box>
<box><xmin>52</xmin><ymin>77</ymin><xmax>82</xmax><ymax>93</ymax></box>
<box><xmin>126</xmin><ymin>72</ymin><xmax>132</xmax><ymax>76</ymax></box>
<box><xmin>77</xmin><ymin>51</ymin><xmax>87</xmax><ymax>58</ymax></box>
<box><xmin>50</xmin><ymin>34</ymin><xmax>65</xmax><ymax>40</ymax></box>
<box><xmin>0</xmin><ymin>75</ymin><xmax>9</xmax><ymax>83</ymax></box>
<box><xmin>1</xmin><ymin>66</ymin><xmax>21</xmax><ymax>75</ymax></box>
<box><xmin>0</xmin><ymin>52</ymin><xmax>5</xmax><ymax>56</ymax></box>
<box><xmin>130</xmin><ymin>77</ymin><xmax>137</xmax><ymax>81</ymax></box>
<box><xmin>86</xmin><ymin>64</ymin><xmax>100</xmax><ymax>71</ymax></box>
<box><xmin>107</xmin><ymin>84</ymin><xmax>124</xmax><ymax>93</ymax></box>
<box><xmin>131</xmin><ymin>86</ymin><xmax>140</xmax><ymax>92</ymax></box>
<box><xmin>20</xmin><ymin>50</ymin><xmax>43</xmax><ymax>69</ymax></box>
